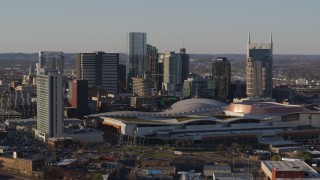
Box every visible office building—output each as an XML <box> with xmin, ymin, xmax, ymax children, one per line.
<box><xmin>246</xmin><ymin>33</ymin><xmax>273</xmax><ymax>98</ymax></box>
<box><xmin>69</xmin><ymin>80</ymin><xmax>88</xmax><ymax>118</ymax></box>
<box><xmin>162</xmin><ymin>51</ymin><xmax>182</xmax><ymax>92</ymax></box>
<box><xmin>147</xmin><ymin>44</ymin><xmax>159</xmax><ymax>89</ymax></box>
<box><xmin>37</xmin><ymin>51</ymin><xmax>64</xmax><ymax>75</ymax></box>
<box><xmin>36</xmin><ymin>51</ymin><xmax>64</xmax><ymax>141</ymax></box>
<box><xmin>126</xmin><ymin>32</ymin><xmax>147</xmax><ymax>91</ymax></box>
<box><xmin>132</xmin><ymin>77</ymin><xmax>153</xmax><ymax>97</ymax></box>
<box><xmin>212</xmin><ymin>57</ymin><xmax>231</xmax><ymax>102</ymax></box>
<box><xmin>183</xmin><ymin>75</ymin><xmax>214</xmax><ymax>99</ymax></box>
<box><xmin>76</xmin><ymin>52</ymin><xmax>119</xmax><ymax>94</ymax></box>
<box><xmin>230</xmin><ymin>81</ymin><xmax>247</xmax><ymax>101</ymax></box>
<box><xmin>118</xmin><ymin>64</ymin><xmax>127</xmax><ymax>93</ymax></box>
<box><xmin>178</xmin><ymin>48</ymin><xmax>190</xmax><ymax>83</ymax></box>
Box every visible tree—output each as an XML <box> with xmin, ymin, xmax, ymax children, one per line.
<box><xmin>293</xmin><ymin>150</ymin><xmax>312</xmax><ymax>161</ymax></box>
<box><xmin>271</xmin><ymin>154</ymin><xmax>281</xmax><ymax>161</ymax></box>
<box><xmin>92</xmin><ymin>173</ymin><xmax>102</xmax><ymax>180</ymax></box>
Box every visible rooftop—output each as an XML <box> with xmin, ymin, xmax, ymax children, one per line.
<box><xmin>262</xmin><ymin>161</ymin><xmax>318</xmax><ymax>176</ymax></box>
<box><xmin>54</xmin><ymin>159</ymin><xmax>77</xmax><ymax>166</ymax></box>
<box><xmin>87</xmin><ymin>98</ymin><xmax>226</xmax><ymax>118</ymax></box>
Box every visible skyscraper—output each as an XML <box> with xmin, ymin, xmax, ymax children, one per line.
<box><xmin>162</xmin><ymin>51</ymin><xmax>182</xmax><ymax>92</ymax></box>
<box><xmin>178</xmin><ymin>48</ymin><xmax>190</xmax><ymax>83</ymax></box>
<box><xmin>37</xmin><ymin>51</ymin><xmax>64</xmax><ymax>75</ymax></box>
<box><xmin>126</xmin><ymin>32</ymin><xmax>147</xmax><ymax>92</ymax></box>
<box><xmin>146</xmin><ymin>44</ymin><xmax>159</xmax><ymax>89</ymax></box>
<box><xmin>212</xmin><ymin>57</ymin><xmax>231</xmax><ymax>102</ymax></box>
<box><xmin>76</xmin><ymin>51</ymin><xmax>119</xmax><ymax>94</ymax></box>
<box><xmin>37</xmin><ymin>51</ymin><xmax>64</xmax><ymax>141</ymax></box>
<box><xmin>69</xmin><ymin>80</ymin><xmax>88</xmax><ymax>118</ymax></box>
<box><xmin>246</xmin><ymin>34</ymin><xmax>273</xmax><ymax>97</ymax></box>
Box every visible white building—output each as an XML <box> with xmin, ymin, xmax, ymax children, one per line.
<box><xmin>36</xmin><ymin>51</ymin><xmax>64</xmax><ymax>141</ymax></box>
<box><xmin>162</xmin><ymin>51</ymin><xmax>182</xmax><ymax>92</ymax></box>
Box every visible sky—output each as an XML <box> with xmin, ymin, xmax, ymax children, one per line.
<box><xmin>0</xmin><ymin>0</ymin><xmax>319</xmax><ymax>54</ymax></box>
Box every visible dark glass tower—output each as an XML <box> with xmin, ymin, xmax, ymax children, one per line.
<box><xmin>126</xmin><ymin>32</ymin><xmax>147</xmax><ymax>92</ymax></box>
<box><xmin>212</xmin><ymin>57</ymin><xmax>231</xmax><ymax>102</ymax></box>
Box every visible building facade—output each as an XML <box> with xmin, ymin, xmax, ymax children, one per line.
<box><xmin>146</xmin><ymin>44</ymin><xmax>159</xmax><ymax>89</ymax></box>
<box><xmin>162</xmin><ymin>51</ymin><xmax>182</xmax><ymax>92</ymax></box>
<box><xmin>76</xmin><ymin>52</ymin><xmax>119</xmax><ymax>94</ymax></box>
<box><xmin>37</xmin><ymin>51</ymin><xmax>64</xmax><ymax>141</ymax></box>
<box><xmin>212</xmin><ymin>57</ymin><xmax>231</xmax><ymax>102</ymax></box>
<box><xmin>132</xmin><ymin>77</ymin><xmax>153</xmax><ymax>97</ymax></box>
<box><xmin>37</xmin><ymin>71</ymin><xmax>63</xmax><ymax>140</ymax></box>
<box><xmin>68</xmin><ymin>80</ymin><xmax>88</xmax><ymax>118</ymax></box>
<box><xmin>183</xmin><ymin>75</ymin><xmax>214</xmax><ymax>99</ymax></box>
<box><xmin>246</xmin><ymin>34</ymin><xmax>273</xmax><ymax>98</ymax></box>
<box><xmin>126</xmin><ymin>32</ymin><xmax>147</xmax><ymax>92</ymax></box>
<box><xmin>38</xmin><ymin>51</ymin><xmax>64</xmax><ymax>75</ymax></box>
<box><xmin>178</xmin><ymin>48</ymin><xmax>190</xmax><ymax>84</ymax></box>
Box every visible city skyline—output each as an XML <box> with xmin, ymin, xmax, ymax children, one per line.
<box><xmin>0</xmin><ymin>0</ymin><xmax>319</xmax><ymax>54</ymax></box>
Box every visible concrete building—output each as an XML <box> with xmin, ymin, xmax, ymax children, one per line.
<box><xmin>76</xmin><ymin>52</ymin><xmax>119</xmax><ymax>94</ymax></box>
<box><xmin>261</xmin><ymin>161</ymin><xmax>320</xmax><ymax>179</ymax></box>
<box><xmin>212</xmin><ymin>57</ymin><xmax>231</xmax><ymax>102</ymax></box>
<box><xmin>178</xmin><ymin>48</ymin><xmax>190</xmax><ymax>84</ymax></box>
<box><xmin>147</xmin><ymin>44</ymin><xmax>160</xmax><ymax>89</ymax></box>
<box><xmin>183</xmin><ymin>75</ymin><xmax>214</xmax><ymax>99</ymax></box>
<box><xmin>132</xmin><ymin>77</ymin><xmax>153</xmax><ymax>97</ymax></box>
<box><xmin>68</xmin><ymin>80</ymin><xmax>88</xmax><ymax>118</ymax></box>
<box><xmin>36</xmin><ymin>51</ymin><xmax>64</xmax><ymax>141</ymax></box>
<box><xmin>162</xmin><ymin>51</ymin><xmax>182</xmax><ymax>93</ymax></box>
<box><xmin>246</xmin><ymin>33</ymin><xmax>273</xmax><ymax>98</ymax></box>
<box><xmin>0</xmin><ymin>155</ymin><xmax>44</xmax><ymax>177</ymax></box>
<box><xmin>37</xmin><ymin>51</ymin><xmax>64</xmax><ymax>75</ymax></box>
<box><xmin>118</xmin><ymin>64</ymin><xmax>127</xmax><ymax>93</ymax></box>
<box><xmin>126</xmin><ymin>32</ymin><xmax>147</xmax><ymax>92</ymax></box>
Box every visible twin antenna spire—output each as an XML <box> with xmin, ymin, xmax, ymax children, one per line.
<box><xmin>248</xmin><ymin>32</ymin><xmax>273</xmax><ymax>43</ymax></box>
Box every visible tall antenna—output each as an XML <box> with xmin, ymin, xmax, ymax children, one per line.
<box><xmin>183</xmin><ymin>38</ymin><xmax>185</xmax><ymax>48</ymax></box>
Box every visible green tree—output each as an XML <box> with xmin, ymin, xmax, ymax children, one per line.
<box><xmin>271</xmin><ymin>154</ymin><xmax>281</xmax><ymax>161</ymax></box>
<box><xmin>292</xmin><ymin>150</ymin><xmax>312</xmax><ymax>160</ymax></box>
<box><xmin>92</xmin><ymin>173</ymin><xmax>102</xmax><ymax>180</ymax></box>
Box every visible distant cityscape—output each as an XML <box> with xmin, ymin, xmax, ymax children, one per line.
<box><xmin>0</xmin><ymin>32</ymin><xmax>319</xmax><ymax>180</ymax></box>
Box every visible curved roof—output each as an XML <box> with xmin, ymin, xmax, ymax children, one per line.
<box><xmin>171</xmin><ymin>98</ymin><xmax>227</xmax><ymax>109</ymax></box>
<box><xmin>87</xmin><ymin>98</ymin><xmax>227</xmax><ymax>118</ymax></box>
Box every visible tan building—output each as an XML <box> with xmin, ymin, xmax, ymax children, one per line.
<box><xmin>0</xmin><ymin>154</ymin><xmax>44</xmax><ymax>176</ymax></box>
<box><xmin>132</xmin><ymin>77</ymin><xmax>153</xmax><ymax>97</ymax></box>
<box><xmin>261</xmin><ymin>161</ymin><xmax>320</xmax><ymax>180</ymax></box>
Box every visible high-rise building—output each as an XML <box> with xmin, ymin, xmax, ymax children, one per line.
<box><xmin>37</xmin><ymin>51</ymin><xmax>64</xmax><ymax>75</ymax></box>
<box><xmin>162</xmin><ymin>51</ymin><xmax>183</xmax><ymax>92</ymax></box>
<box><xmin>69</xmin><ymin>80</ymin><xmax>88</xmax><ymax>118</ymax></box>
<box><xmin>246</xmin><ymin>33</ymin><xmax>273</xmax><ymax>97</ymax></box>
<box><xmin>147</xmin><ymin>44</ymin><xmax>159</xmax><ymax>89</ymax></box>
<box><xmin>183</xmin><ymin>75</ymin><xmax>214</xmax><ymax>99</ymax></box>
<box><xmin>212</xmin><ymin>57</ymin><xmax>231</xmax><ymax>102</ymax></box>
<box><xmin>178</xmin><ymin>48</ymin><xmax>190</xmax><ymax>83</ymax></box>
<box><xmin>126</xmin><ymin>32</ymin><xmax>147</xmax><ymax>92</ymax></box>
<box><xmin>118</xmin><ymin>64</ymin><xmax>127</xmax><ymax>93</ymax></box>
<box><xmin>36</xmin><ymin>51</ymin><xmax>64</xmax><ymax>140</ymax></box>
<box><xmin>76</xmin><ymin>52</ymin><xmax>119</xmax><ymax>94</ymax></box>
<box><xmin>132</xmin><ymin>77</ymin><xmax>153</xmax><ymax>97</ymax></box>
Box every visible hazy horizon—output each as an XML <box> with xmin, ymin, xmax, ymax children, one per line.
<box><xmin>1</xmin><ymin>0</ymin><xmax>319</xmax><ymax>54</ymax></box>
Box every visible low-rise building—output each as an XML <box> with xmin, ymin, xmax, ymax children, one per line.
<box><xmin>261</xmin><ymin>161</ymin><xmax>320</xmax><ymax>180</ymax></box>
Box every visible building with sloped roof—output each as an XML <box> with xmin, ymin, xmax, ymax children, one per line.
<box><xmin>86</xmin><ymin>98</ymin><xmax>320</xmax><ymax>146</ymax></box>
